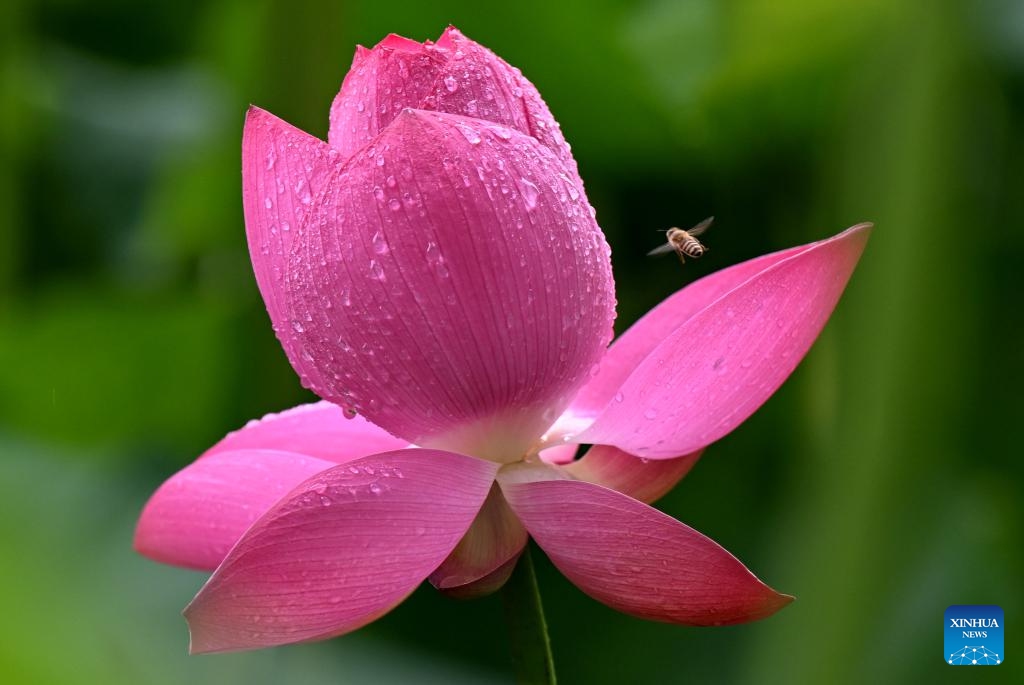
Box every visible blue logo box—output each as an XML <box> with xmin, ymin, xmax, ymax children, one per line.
<box><xmin>945</xmin><ymin>605</ymin><xmax>1003</xmax><ymax>665</ymax></box>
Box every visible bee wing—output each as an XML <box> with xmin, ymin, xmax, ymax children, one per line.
<box><xmin>687</xmin><ymin>216</ymin><xmax>714</xmax><ymax>238</ymax></box>
<box><xmin>646</xmin><ymin>243</ymin><xmax>677</xmax><ymax>257</ymax></box>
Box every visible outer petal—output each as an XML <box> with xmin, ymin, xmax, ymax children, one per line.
<box><xmin>203</xmin><ymin>401</ymin><xmax>408</xmax><ymax>463</ymax></box>
<box><xmin>564</xmin><ymin>445</ymin><xmax>702</xmax><ymax>504</ymax></box>
<box><xmin>185</xmin><ymin>449</ymin><xmax>499</xmax><ymax>654</ymax></box>
<box><xmin>499</xmin><ymin>477</ymin><xmax>792</xmax><ymax>626</ymax></box>
<box><xmin>283</xmin><ymin>109</ymin><xmax>615</xmax><ymax>458</ymax></box>
<box><xmin>242</xmin><ymin>107</ymin><xmax>342</xmax><ymax>393</ymax></box>
<box><xmin>329</xmin><ymin>27</ymin><xmax>578</xmax><ymax>178</ymax></box>
<box><xmin>576</xmin><ymin>224</ymin><xmax>871</xmax><ymax>457</ymax></box>
<box><xmin>134</xmin><ymin>450</ymin><xmax>335</xmax><ymax>571</ymax></box>
<box><xmin>429</xmin><ymin>484</ymin><xmax>527</xmax><ymax>597</ymax></box>
<box><xmin>564</xmin><ymin>238</ymin><xmax>831</xmax><ymax>421</ymax></box>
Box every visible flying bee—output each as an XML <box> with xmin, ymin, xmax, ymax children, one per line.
<box><xmin>647</xmin><ymin>216</ymin><xmax>714</xmax><ymax>264</ymax></box>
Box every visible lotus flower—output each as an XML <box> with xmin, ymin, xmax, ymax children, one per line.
<box><xmin>134</xmin><ymin>26</ymin><xmax>870</xmax><ymax>654</ymax></box>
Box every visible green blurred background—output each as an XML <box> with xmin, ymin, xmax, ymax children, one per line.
<box><xmin>1</xmin><ymin>0</ymin><xmax>1021</xmax><ymax>682</ymax></box>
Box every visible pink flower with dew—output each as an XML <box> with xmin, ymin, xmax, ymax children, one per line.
<box><xmin>135</xmin><ymin>26</ymin><xmax>871</xmax><ymax>654</ymax></box>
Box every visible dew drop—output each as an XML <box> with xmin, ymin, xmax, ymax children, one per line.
<box><xmin>388</xmin><ymin>198</ymin><xmax>402</xmax><ymax>212</ymax></box>
<box><xmin>265</xmin><ymin>150</ymin><xmax>276</xmax><ymax>170</ymax></box>
<box><xmin>371</xmin><ymin>231</ymin><xmax>390</xmax><ymax>255</ymax></box>
<box><xmin>264</xmin><ymin>197</ymin><xmax>273</xmax><ymax>209</ymax></box>
<box><xmin>369</xmin><ymin>259</ymin><xmax>386</xmax><ymax>281</ymax></box>
<box><xmin>614</xmin><ymin>391</ymin><xmax>625</xmax><ymax>403</ymax></box>
<box><xmin>291</xmin><ymin>320</ymin><xmax>305</xmax><ymax>334</ymax></box>
<box><xmin>643</xmin><ymin>408</ymin><xmax>658</xmax><ymax>420</ymax></box>
<box><xmin>443</xmin><ymin>75</ymin><xmax>458</xmax><ymax>92</ymax></box>
<box><xmin>458</xmin><ymin>125</ymin><xmax>482</xmax><ymax>145</ymax></box>
<box><xmin>425</xmin><ymin>241</ymin><xmax>441</xmax><ymax>263</ymax></box>
<box><xmin>521</xmin><ymin>179</ymin><xmax>540</xmax><ymax>210</ymax></box>
<box><xmin>369</xmin><ymin>483</ymin><xmax>384</xmax><ymax>495</ymax></box>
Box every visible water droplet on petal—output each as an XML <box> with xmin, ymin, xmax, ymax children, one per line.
<box><xmin>521</xmin><ymin>179</ymin><xmax>539</xmax><ymax>210</ymax></box>
<box><xmin>443</xmin><ymin>75</ymin><xmax>458</xmax><ymax>92</ymax></box>
<box><xmin>369</xmin><ymin>259</ymin><xmax>386</xmax><ymax>281</ymax></box>
<box><xmin>372</xmin><ymin>231</ymin><xmax>390</xmax><ymax>255</ymax></box>
<box><xmin>388</xmin><ymin>198</ymin><xmax>402</xmax><ymax>212</ymax></box>
<box><xmin>643</xmin><ymin>408</ymin><xmax>658</xmax><ymax>420</ymax></box>
<box><xmin>458</xmin><ymin>125</ymin><xmax>482</xmax><ymax>145</ymax></box>
<box><xmin>614</xmin><ymin>391</ymin><xmax>624</xmax><ymax>403</ymax></box>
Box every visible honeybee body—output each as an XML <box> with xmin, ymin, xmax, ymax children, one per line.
<box><xmin>647</xmin><ymin>216</ymin><xmax>713</xmax><ymax>264</ymax></box>
<box><xmin>665</xmin><ymin>228</ymin><xmax>706</xmax><ymax>262</ymax></box>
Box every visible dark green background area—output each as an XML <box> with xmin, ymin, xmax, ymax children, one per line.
<box><xmin>1</xmin><ymin>0</ymin><xmax>1021</xmax><ymax>683</ymax></box>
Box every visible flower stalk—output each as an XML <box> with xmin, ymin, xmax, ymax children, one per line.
<box><xmin>501</xmin><ymin>546</ymin><xmax>556</xmax><ymax>685</ymax></box>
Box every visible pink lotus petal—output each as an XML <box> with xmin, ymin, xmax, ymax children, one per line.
<box><xmin>567</xmin><ymin>236</ymin><xmax>835</xmax><ymax>421</ymax></box>
<box><xmin>134</xmin><ymin>450</ymin><xmax>335</xmax><ymax>571</ymax></box>
<box><xmin>564</xmin><ymin>444</ymin><xmax>702</xmax><ymax>504</ymax></box>
<box><xmin>203</xmin><ymin>401</ymin><xmax>407</xmax><ymax>463</ymax></box>
<box><xmin>427</xmin><ymin>27</ymin><xmax>579</xmax><ymax>179</ymax></box>
<box><xmin>281</xmin><ymin>109</ymin><xmax>615</xmax><ymax>455</ymax></box>
<box><xmin>538</xmin><ymin>443</ymin><xmax>579</xmax><ymax>465</ymax></box>
<box><xmin>185</xmin><ymin>449</ymin><xmax>499</xmax><ymax>654</ymax></box>
<box><xmin>242</xmin><ymin>107</ymin><xmax>343</xmax><ymax>394</ymax></box>
<box><xmin>329</xmin><ymin>27</ymin><xmax>577</xmax><ymax>178</ymax></box>
<box><xmin>577</xmin><ymin>224</ymin><xmax>871</xmax><ymax>457</ymax></box>
<box><xmin>435</xmin><ymin>553</ymin><xmax>522</xmax><ymax>600</ymax></box>
<box><xmin>429</xmin><ymin>484</ymin><xmax>527</xmax><ymax>597</ymax></box>
<box><xmin>499</xmin><ymin>476</ymin><xmax>792</xmax><ymax>626</ymax></box>
<box><xmin>328</xmin><ymin>35</ymin><xmax>447</xmax><ymax>160</ymax></box>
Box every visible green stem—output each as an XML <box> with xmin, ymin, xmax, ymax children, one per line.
<box><xmin>500</xmin><ymin>545</ymin><xmax>557</xmax><ymax>684</ymax></box>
